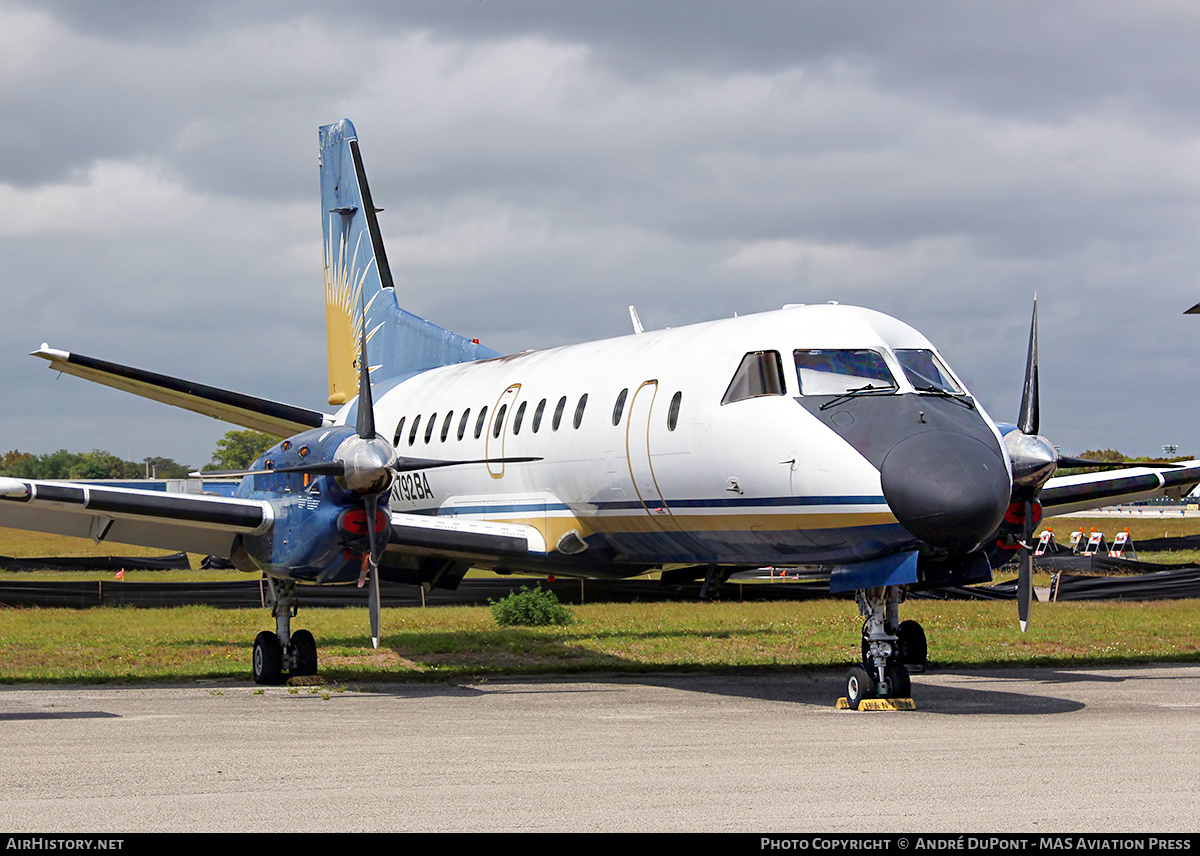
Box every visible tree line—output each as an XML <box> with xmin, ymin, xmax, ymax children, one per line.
<box><xmin>0</xmin><ymin>430</ymin><xmax>279</xmax><ymax>480</ymax></box>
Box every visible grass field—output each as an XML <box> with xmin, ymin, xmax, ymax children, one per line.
<box><xmin>0</xmin><ymin>515</ymin><xmax>1198</xmax><ymax>684</ymax></box>
<box><xmin>0</xmin><ymin>598</ymin><xmax>1196</xmax><ymax>684</ymax></box>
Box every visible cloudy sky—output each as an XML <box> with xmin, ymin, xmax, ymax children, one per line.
<box><xmin>2</xmin><ymin>0</ymin><xmax>1199</xmax><ymax>468</ymax></box>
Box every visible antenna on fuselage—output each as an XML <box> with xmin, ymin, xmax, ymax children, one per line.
<box><xmin>629</xmin><ymin>305</ymin><xmax>644</xmax><ymax>335</ymax></box>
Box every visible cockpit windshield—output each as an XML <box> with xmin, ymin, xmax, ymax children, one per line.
<box><xmin>793</xmin><ymin>349</ymin><xmax>897</xmax><ymax>395</ymax></box>
<box><xmin>894</xmin><ymin>349</ymin><xmax>962</xmax><ymax>394</ymax></box>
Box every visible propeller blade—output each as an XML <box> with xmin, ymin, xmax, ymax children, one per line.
<box><xmin>1018</xmin><ymin>499</ymin><xmax>1033</xmax><ymax>632</ymax></box>
<box><xmin>1018</xmin><ymin>297</ymin><xmax>1039</xmax><ymax>436</ymax></box>
<box><xmin>355</xmin><ymin>303</ymin><xmax>376</xmax><ymax>441</ymax></box>
<box><xmin>190</xmin><ymin>461</ymin><xmax>346</xmax><ymax>479</ymax></box>
<box><xmin>369</xmin><ymin>566</ymin><xmax>381</xmax><ymax>650</ymax></box>
<box><xmin>364</xmin><ymin>491</ymin><xmax>381</xmax><ymax>649</ymax></box>
<box><xmin>393</xmin><ymin>455</ymin><xmax>543</xmax><ymax>473</ymax></box>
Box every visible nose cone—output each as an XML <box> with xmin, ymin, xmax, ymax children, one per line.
<box><xmin>880</xmin><ymin>430</ymin><xmax>1011</xmax><ymax>553</ymax></box>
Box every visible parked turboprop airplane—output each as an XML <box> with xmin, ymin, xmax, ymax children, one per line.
<box><xmin>4</xmin><ymin>120</ymin><xmax>1197</xmax><ymax>707</ymax></box>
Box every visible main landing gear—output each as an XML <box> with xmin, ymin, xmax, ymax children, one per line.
<box><xmin>845</xmin><ymin>585</ymin><xmax>926</xmax><ymax>710</ymax></box>
<box><xmin>252</xmin><ymin>579</ymin><xmax>319</xmax><ymax>685</ymax></box>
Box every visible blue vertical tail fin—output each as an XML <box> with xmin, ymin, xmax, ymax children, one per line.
<box><xmin>319</xmin><ymin>119</ymin><xmax>499</xmax><ymax>405</ymax></box>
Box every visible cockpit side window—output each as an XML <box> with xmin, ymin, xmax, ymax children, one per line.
<box><xmin>793</xmin><ymin>349</ymin><xmax>897</xmax><ymax>395</ymax></box>
<box><xmin>721</xmin><ymin>351</ymin><xmax>785</xmax><ymax>405</ymax></box>
<box><xmin>894</xmin><ymin>349</ymin><xmax>962</xmax><ymax>393</ymax></box>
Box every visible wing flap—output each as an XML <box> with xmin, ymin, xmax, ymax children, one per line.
<box><xmin>32</xmin><ymin>347</ymin><xmax>334</xmax><ymax>437</ymax></box>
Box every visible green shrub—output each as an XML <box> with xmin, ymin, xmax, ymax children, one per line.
<box><xmin>489</xmin><ymin>586</ymin><xmax>574</xmax><ymax>627</ymax></box>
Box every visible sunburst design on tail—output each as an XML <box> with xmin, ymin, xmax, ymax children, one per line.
<box><xmin>325</xmin><ymin>220</ymin><xmax>382</xmax><ymax>406</ymax></box>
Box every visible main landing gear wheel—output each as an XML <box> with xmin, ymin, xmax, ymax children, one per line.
<box><xmin>253</xmin><ymin>631</ymin><xmax>283</xmax><ymax>685</ymax></box>
<box><xmin>257</xmin><ymin>578</ymin><xmax>321</xmax><ymax>684</ymax></box>
<box><xmin>846</xmin><ymin>665</ymin><xmax>876</xmax><ymax>710</ymax></box>
<box><xmin>897</xmin><ymin>620</ymin><xmax>927</xmax><ymax>671</ymax></box>
<box><xmin>291</xmin><ymin>629</ymin><xmax>318</xmax><ymax>677</ymax></box>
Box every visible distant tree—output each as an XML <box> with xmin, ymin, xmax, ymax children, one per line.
<box><xmin>204</xmin><ymin>430</ymin><xmax>279</xmax><ymax>471</ymax></box>
<box><xmin>69</xmin><ymin>450</ymin><xmax>129</xmax><ymax>480</ymax></box>
<box><xmin>140</xmin><ymin>456</ymin><xmax>191</xmax><ymax>479</ymax></box>
<box><xmin>1061</xmin><ymin>448</ymin><xmax>1190</xmax><ymax>476</ymax></box>
<box><xmin>0</xmin><ymin>449</ymin><xmax>194</xmax><ymax>480</ymax></box>
<box><xmin>1</xmin><ymin>450</ymin><xmax>32</xmax><ymax>471</ymax></box>
<box><xmin>4</xmin><ymin>449</ymin><xmax>77</xmax><ymax>479</ymax></box>
<box><xmin>1078</xmin><ymin>449</ymin><xmax>1127</xmax><ymax>463</ymax></box>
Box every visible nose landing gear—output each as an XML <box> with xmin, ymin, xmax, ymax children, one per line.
<box><xmin>841</xmin><ymin>585</ymin><xmax>923</xmax><ymax>710</ymax></box>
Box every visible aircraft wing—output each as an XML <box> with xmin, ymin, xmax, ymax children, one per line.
<box><xmin>0</xmin><ymin>476</ymin><xmax>543</xmax><ymax>574</ymax></box>
<box><xmin>0</xmin><ymin>477</ymin><xmax>273</xmax><ymax>559</ymax></box>
<box><xmin>32</xmin><ymin>346</ymin><xmax>335</xmax><ymax>438</ymax></box>
<box><xmin>386</xmin><ymin>512</ymin><xmax>545</xmax><ymax>561</ymax></box>
<box><xmin>1040</xmin><ymin>460</ymin><xmax>1200</xmax><ymax>516</ymax></box>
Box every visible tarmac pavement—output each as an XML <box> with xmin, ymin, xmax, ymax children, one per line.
<box><xmin>1</xmin><ymin>664</ymin><xmax>1198</xmax><ymax>833</ymax></box>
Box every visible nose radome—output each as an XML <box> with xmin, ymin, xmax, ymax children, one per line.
<box><xmin>880</xmin><ymin>430</ymin><xmax>1011</xmax><ymax>554</ymax></box>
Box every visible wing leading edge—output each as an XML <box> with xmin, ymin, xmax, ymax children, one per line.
<box><xmin>387</xmin><ymin>512</ymin><xmax>544</xmax><ymax>561</ymax></box>
<box><xmin>1040</xmin><ymin>460</ymin><xmax>1200</xmax><ymax>516</ymax></box>
<box><xmin>32</xmin><ymin>347</ymin><xmax>335</xmax><ymax>438</ymax></box>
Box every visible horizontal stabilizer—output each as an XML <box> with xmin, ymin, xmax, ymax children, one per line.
<box><xmin>32</xmin><ymin>346</ymin><xmax>334</xmax><ymax>438</ymax></box>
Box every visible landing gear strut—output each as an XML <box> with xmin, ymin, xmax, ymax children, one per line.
<box><xmin>253</xmin><ymin>578</ymin><xmax>320</xmax><ymax>685</ymax></box>
<box><xmin>845</xmin><ymin>585</ymin><xmax>923</xmax><ymax>709</ymax></box>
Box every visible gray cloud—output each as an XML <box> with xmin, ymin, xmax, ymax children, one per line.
<box><xmin>2</xmin><ymin>0</ymin><xmax>1199</xmax><ymax>467</ymax></box>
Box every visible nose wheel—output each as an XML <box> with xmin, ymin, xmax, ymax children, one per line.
<box><xmin>845</xmin><ymin>665</ymin><xmax>873</xmax><ymax>709</ymax></box>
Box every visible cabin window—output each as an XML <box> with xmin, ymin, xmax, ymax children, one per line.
<box><xmin>424</xmin><ymin>412</ymin><xmax>438</xmax><ymax>444</ymax></box>
<box><xmin>793</xmin><ymin>349</ymin><xmax>897</xmax><ymax>396</ymax></box>
<box><xmin>667</xmin><ymin>391</ymin><xmax>683</xmax><ymax>431</ymax></box>
<box><xmin>513</xmin><ymin>401</ymin><xmax>527</xmax><ymax>435</ymax></box>
<box><xmin>532</xmin><ymin>398</ymin><xmax>546</xmax><ymax>433</ymax></box>
<box><xmin>440</xmin><ymin>411</ymin><xmax>453</xmax><ymax>442</ymax></box>
<box><xmin>493</xmin><ymin>404</ymin><xmax>507</xmax><ymax>439</ymax></box>
<box><xmin>393</xmin><ymin>417</ymin><xmax>406</xmax><ymax>447</ymax></box>
<box><xmin>408</xmin><ymin>415</ymin><xmax>422</xmax><ymax>446</ymax></box>
<box><xmin>475</xmin><ymin>406</ymin><xmax>488</xmax><ymax>439</ymax></box>
<box><xmin>573</xmin><ymin>393</ymin><xmax>588</xmax><ymax>429</ymax></box>
<box><xmin>721</xmin><ymin>351</ymin><xmax>785</xmax><ymax>405</ymax></box>
<box><xmin>552</xmin><ymin>396</ymin><xmax>567</xmax><ymax>431</ymax></box>
<box><xmin>612</xmin><ymin>388</ymin><xmax>629</xmax><ymax>426</ymax></box>
<box><xmin>457</xmin><ymin>408</ymin><xmax>471</xmax><ymax>441</ymax></box>
<box><xmin>894</xmin><ymin>349</ymin><xmax>962</xmax><ymax>394</ymax></box>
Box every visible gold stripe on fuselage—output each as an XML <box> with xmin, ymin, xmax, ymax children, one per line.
<box><xmin>422</xmin><ymin>509</ymin><xmax>898</xmax><ymax>549</ymax></box>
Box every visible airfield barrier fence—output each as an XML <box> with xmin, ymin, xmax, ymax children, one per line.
<box><xmin>5</xmin><ymin>543</ymin><xmax>1200</xmax><ymax>608</ymax></box>
<box><xmin>0</xmin><ymin>576</ymin><xmax>853</xmax><ymax>609</ymax></box>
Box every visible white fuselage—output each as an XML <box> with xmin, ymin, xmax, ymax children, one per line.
<box><xmin>337</xmin><ymin>303</ymin><xmax>1010</xmax><ymax>573</ymax></box>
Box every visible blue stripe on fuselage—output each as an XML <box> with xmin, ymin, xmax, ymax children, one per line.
<box><xmin>414</xmin><ymin>494</ymin><xmax>888</xmax><ymax>517</ymax></box>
